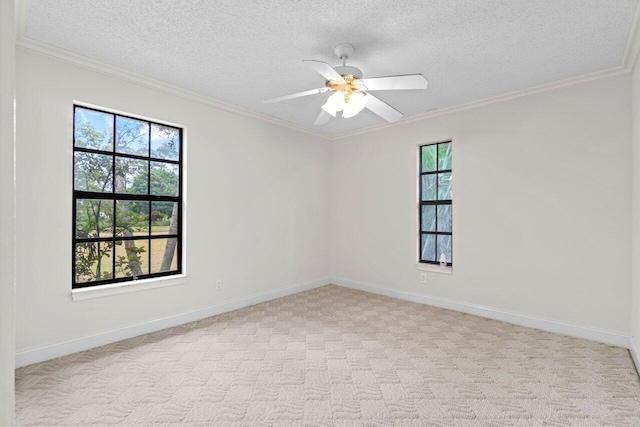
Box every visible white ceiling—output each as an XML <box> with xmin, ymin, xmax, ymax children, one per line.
<box><xmin>24</xmin><ymin>0</ymin><xmax>638</xmax><ymax>136</ymax></box>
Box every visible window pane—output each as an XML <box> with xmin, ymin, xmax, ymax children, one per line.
<box><xmin>150</xmin><ymin>162</ymin><xmax>179</xmax><ymax>196</ymax></box>
<box><xmin>437</xmin><ymin>235</ymin><xmax>452</xmax><ymax>264</ymax></box>
<box><xmin>73</xmin><ymin>106</ymin><xmax>183</xmax><ymax>288</ymax></box>
<box><xmin>437</xmin><ymin>173</ymin><xmax>452</xmax><ymax>200</ymax></box>
<box><xmin>421</xmin><ymin>145</ymin><xmax>436</xmax><ymax>172</ymax></box>
<box><xmin>421</xmin><ymin>205</ymin><xmax>436</xmax><ymax>232</ymax></box>
<box><xmin>115</xmin><ymin>116</ymin><xmax>149</xmax><ymax>156</ymax></box>
<box><xmin>151</xmin><ymin>124</ymin><xmax>180</xmax><ymax>161</ymax></box>
<box><xmin>420</xmin><ymin>234</ymin><xmax>436</xmax><ymax>262</ymax></box>
<box><xmin>116</xmin><ymin>200</ymin><xmax>149</xmax><ymax>237</ymax></box>
<box><xmin>419</xmin><ymin>142</ymin><xmax>452</xmax><ymax>267</ymax></box>
<box><xmin>115</xmin><ymin>239</ymin><xmax>149</xmax><ymax>278</ymax></box>
<box><xmin>76</xmin><ymin>199</ymin><xmax>113</xmax><ymax>238</ymax></box>
<box><xmin>75</xmin><ymin>241</ymin><xmax>113</xmax><ymax>283</ymax></box>
<box><xmin>437</xmin><ymin>205</ymin><xmax>452</xmax><ymax>233</ymax></box>
<box><xmin>151</xmin><ymin>202</ymin><xmax>178</xmax><ymax>235</ymax></box>
<box><xmin>74</xmin><ymin>152</ymin><xmax>113</xmax><ymax>192</ymax></box>
<box><xmin>115</xmin><ymin>157</ymin><xmax>148</xmax><ymax>194</ymax></box>
<box><xmin>151</xmin><ymin>238</ymin><xmax>178</xmax><ymax>274</ymax></box>
<box><xmin>421</xmin><ymin>174</ymin><xmax>436</xmax><ymax>201</ymax></box>
<box><xmin>74</xmin><ymin>107</ymin><xmax>113</xmax><ymax>151</ymax></box>
<box><xmin>438</xmin><ymin>142</ymin><xmax>452</xmax><ymax>170</ymax></box>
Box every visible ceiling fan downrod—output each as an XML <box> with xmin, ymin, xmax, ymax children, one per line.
<box><xmin>334</xmin><ymin>43</ymin><xmax>354</xmax><ymax>67</ymax></box>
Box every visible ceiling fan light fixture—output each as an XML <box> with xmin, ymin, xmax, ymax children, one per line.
<box><xmin>321</xmin><ymin>91</ymin><xmax>346</xmax><ymax>116</ymax></box>
<box><xmin>342</xmin><ymin>91</ymin><xmax>368</xmax><ymax>118</ymax></box>
<box><xmin>262</xmin><ymin>44</ymin><xmax>429</xmax><ymax>126</ymax></box>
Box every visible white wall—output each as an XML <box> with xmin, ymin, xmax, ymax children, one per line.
<box><xmin>331</xmin><ymin>75</ymin><xmax>632</xmax><ymax>334</ymax></box>
<box><xmin>14</xmin><ymin>43</ymin><xmax>636</xmax><ymax>362</ymax></box>
<box><xmin>1</xmin><ymin>1</ymin><xmax>16</xmax><ymax>424</ymax></box>
<box><xmin>15</xmin><ymin>49</ymin><xmax>330</xmax><ymax>351</ymax></box>
<box><xmin>632</xmin><ymin>54</ymin><xmax>640</xmax><ymax>348</ymax></box>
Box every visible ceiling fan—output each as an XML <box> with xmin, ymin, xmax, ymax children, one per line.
<box><xmin>262</xmin><ymin>43</ymin><xmax>429</xmax><ymax>126</ymax></box>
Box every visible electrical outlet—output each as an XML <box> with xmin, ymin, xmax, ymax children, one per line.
<box><xmin>215</xmin><ymin>279</ymin><xmax>222</xmax><ymax>291</ymax></box>
<box><xmin>420</xmin><ymin>272</ymin><xmax>427</xmax><ymax>284</ymax></box>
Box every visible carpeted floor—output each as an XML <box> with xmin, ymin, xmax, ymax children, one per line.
<box><xmin>15</xmin><ymin>285</ymin><xmax>640</xmax><ymax>426</ymax></box>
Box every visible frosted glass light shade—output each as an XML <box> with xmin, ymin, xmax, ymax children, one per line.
<box><xmin>342</xmin><ymin>92</ymin><xmax>368</xmax><ymax>118</ymax></box>
<box><xmin>321</xmin><ymin>92</ymin><xmax>346</xmax><ymax>116</ymax></box>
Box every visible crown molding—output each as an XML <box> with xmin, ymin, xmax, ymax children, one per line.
<box><xmin>622</xmin><ymin>1</ymin><xmax>640</xmax><ymax>72</ymax></box>
<box><xmin>15</xmin><ymin>36</ymin><xmax>331</xmax><ymax>140</ymax></box>
<box><xmin>332</xmin><ymin>65</ymin><xmax>630</xmax><ymax>140</ymax></box>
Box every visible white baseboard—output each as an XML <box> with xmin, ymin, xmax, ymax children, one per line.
<box><xmin>15</xmin><ymin>277</ymin><xmax>330</xmax><ymax>368</ymax></box>
<box><xmin>332</xmin><ymin>277</ymin><xmax>631</xmax><ymax>349</ymax></box>
<box><xmin>630</xmin><ymin>337</ymin><xmax>640</xmax><ymax>376</ymax></box>
<box><xmin>16</xmin><ymin>276</ymin><xmax>636</xmax><ymax>371</ymax></box>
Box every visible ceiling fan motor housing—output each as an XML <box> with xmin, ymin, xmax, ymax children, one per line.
<box><xmin>333</xmin><ymin>65</ymin><xmax>363</xmax><ymax>79</ymax></box>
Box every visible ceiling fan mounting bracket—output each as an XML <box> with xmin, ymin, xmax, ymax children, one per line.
<box><xmin>334</xmin><ymin>43</ymin><xmax>354</xmax><ymax>64</ymax></box>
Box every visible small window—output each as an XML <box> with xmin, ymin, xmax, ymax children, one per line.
<box><xmin>419</xmin><ymin>141</ymin><xmax>452</xmax><ymax>266</ymax></box>
<box><xmin>73</xmin><ymin>106</ymin><xmax>183</xmax><ymax>288</ymax></box>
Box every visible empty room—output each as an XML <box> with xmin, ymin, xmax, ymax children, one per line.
<box><xmin>3</xmin><ymin>0</ymin><xmax>640</xmax><ymax>425</ymax></box>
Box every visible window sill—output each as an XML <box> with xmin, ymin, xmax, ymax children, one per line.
<box><xmin>416</xmin><ymin>263</ymin><xmax>452</xmax><ymax>275</ymax></box>
<box><xmin>71</xmin><ymin>274</ymin><xmax>187</xmax><ymax>301</ymax></box>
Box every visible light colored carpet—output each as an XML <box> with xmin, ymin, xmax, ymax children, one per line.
<box><xmin>15</xmin><ymin>285</ymin><xmax>640</xmax><ymax>426</ymax></box>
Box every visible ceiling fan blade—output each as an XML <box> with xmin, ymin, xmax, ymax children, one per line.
<box><xmin>360</xmin><ymin>74</ymin><xmax>428</xmax><ymax>91</ymax></box>
<box><xmin>314</xmin><ymin>109</ymin><xmax>332</xmax><ymax>126</ymax></box>
<box><xmin>365</xmin><ymin>94</ymin><xmax>403</xmax><ymax>123</ymax></box>
<box><xmin>262</xmin><ymin>87</ymin><xmax>328</xmax><ymax>104</ymax></box>
<box><xmin>303</xmin><ymin>60</ymin><xmax>342</xmax><ymax>81</ymax></box>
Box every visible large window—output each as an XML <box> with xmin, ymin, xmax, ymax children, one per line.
<box><xmin>73</xmin><ymin>106</ymin><xmax>182</xmax><ymax>288</ymax></box>
<box><xmin>419</xmin><ymin>141</ymin><xmax>452</xmax><ymax>266</ymax></box>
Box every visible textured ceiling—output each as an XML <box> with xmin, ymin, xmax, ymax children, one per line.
<box><xmin>24</xmin><ymin>0</ymin><xmax>638</xmax><ymax>136</ymax></box>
